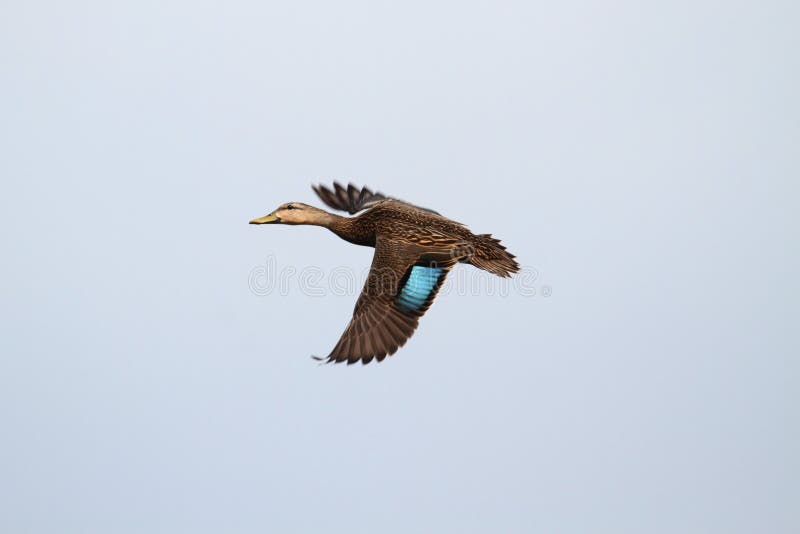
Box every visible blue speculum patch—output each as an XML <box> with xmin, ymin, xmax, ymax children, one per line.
<box><xmin>395</xmin><ymin>265</ymin><xmax>444</xmax><ymax>312</ymax></box>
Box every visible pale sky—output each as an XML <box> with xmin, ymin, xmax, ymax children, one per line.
<box><xmin>1</xmin><ymin>1</ymin><xmax>798</xmax><ymax>532</ymax></box>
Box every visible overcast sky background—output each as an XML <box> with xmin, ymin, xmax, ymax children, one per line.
<box><xmin>1</xmin><ymin>1</ymin><xmax>798</xmax><ymax>533</ymax></box>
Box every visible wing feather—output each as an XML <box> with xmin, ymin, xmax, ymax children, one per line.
<box><xmin>319</xmin><ymin>237</ymin><xmax>466</xmax><ymax>364</ymax></box>
<box><xmin>312</xmin><ymin>182</ymin><xmax>446</xmax><ymax>217</ymax></box>
<box><xmin>312</xmin><ymin>182</ymin><xmax>387</xmax><ymax>215</ymax></box>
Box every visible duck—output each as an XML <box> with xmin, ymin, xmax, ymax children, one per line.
<box><xmin>249</xmin><ymin>182</ymin><xmax>520</xmax><ymax>364</ymax></box>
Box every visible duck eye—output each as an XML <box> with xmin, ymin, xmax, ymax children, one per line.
<box><xmin>286</xmin><ymin>204</ymin><xmax>296</xmax><ymax>210</ymax></box>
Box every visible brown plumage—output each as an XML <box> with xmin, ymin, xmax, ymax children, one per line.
<box><xmin>249</xmin><ymin>182</ymin><xmax>520</xmax><ymax>365</ymax></box>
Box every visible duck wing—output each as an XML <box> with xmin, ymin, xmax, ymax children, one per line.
<box><xmin>312</xmin><ymin>182</ymin><xmax>388</xmax><ymax>215</ymax></box>
<box><xmin>312</xmin><ymin>182</ymin><xmax>441</xmax><ymax>216</ymax></box>
<box><xmin>315</xmin><ymin>235</ymin><xmax>470</xmax><ymax>364</ymax></box>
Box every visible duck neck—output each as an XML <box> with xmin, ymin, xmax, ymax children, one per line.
<box><xmin>313</xmin><ymin>211</ymin><xmax>369</xmax><ymax>246</ymax></box>
<box><xmin>304</xmin><ymin>209</ymin><xmax>340</xmax><ymax>229</ymax></box>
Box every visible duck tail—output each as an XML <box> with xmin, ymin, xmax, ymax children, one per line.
<box><xmin>468</xmin><ymin>234</ymin><xmax>520</xmax><ymax>278</ymax></box>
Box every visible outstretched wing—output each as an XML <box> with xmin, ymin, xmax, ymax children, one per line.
<box><xmin>312</xmin><ymin>182</ymin><xmax>387</xmax><ymax>215</ymax></box>
<box><xmin>316</xmin><ymin>236</ymin><xmax>468</xmax><ymax>364</ymax></box>
<box><xmin>312</xmin><ymin>182</ymin><xmax>442</xmax><ymax>216</ymax></box>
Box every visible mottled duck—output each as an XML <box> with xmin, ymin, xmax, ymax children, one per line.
<box><xmin>250</xmin><ymin>183</ymin><xmax>519</xmax><ymax>364</ymax></box>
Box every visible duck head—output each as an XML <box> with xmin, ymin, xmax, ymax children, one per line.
<box><xmin>249</xmin><ymin>202</ymin><xmax>332</xmax><ymax>226</ymax></box>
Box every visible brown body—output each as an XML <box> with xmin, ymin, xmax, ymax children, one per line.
<box><xmin>250</xmin><ymin>183</ymin><xmax>519</xmax><ymax>364</ymax></box>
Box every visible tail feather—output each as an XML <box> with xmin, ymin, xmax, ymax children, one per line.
<box><xmin>468</xmin><ymin>234</ymin><xmax>519</xmax><ymax>278</ymax></box>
